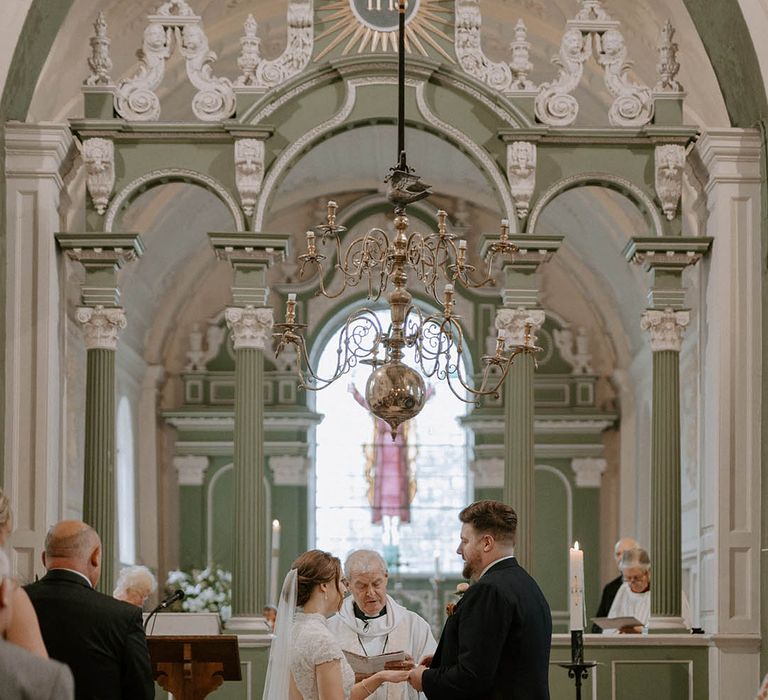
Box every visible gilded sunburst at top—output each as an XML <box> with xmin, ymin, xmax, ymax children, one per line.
<box><xmin>315</xmin><ymin>0</ymin><xmax>454</xmax><ymax>62</ymax></box>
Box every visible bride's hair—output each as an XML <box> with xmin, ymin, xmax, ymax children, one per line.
<box><xmin>291</xmin><ymin>549</ymin><xmax>343</xmax><ymax>607</ymax></box>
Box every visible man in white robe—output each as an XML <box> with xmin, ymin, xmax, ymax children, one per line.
<box><xmin>328</xmin><ymin>550</ymin><xmax>436</xmax><ymax>700</ymax></box>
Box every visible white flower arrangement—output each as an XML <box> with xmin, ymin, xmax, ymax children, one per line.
<box><xmin>165</xmin><ymin>567</ymin><xmax>232</xmax><ymax>621</ymax></box>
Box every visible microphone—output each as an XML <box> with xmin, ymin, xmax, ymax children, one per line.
<box><xmin>143</xmin><ymin>589</ymin><xmax>185</xmax><ymax>632</ymax></box>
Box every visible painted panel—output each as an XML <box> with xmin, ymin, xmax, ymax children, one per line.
<box><xmin>612</xmin><ymin>660</ymin><xmax>691</xmax><ymax>700</ymax></box>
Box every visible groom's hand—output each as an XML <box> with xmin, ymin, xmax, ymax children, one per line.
<box><xmin>419</xmin><ymin>654</ymin><xmax>433</xmax><ymax>667</ymax></box>
<box><xmin>408</xmin><ymin>665</ymin><xmax>426</xmax><ymax>691</ymax></box>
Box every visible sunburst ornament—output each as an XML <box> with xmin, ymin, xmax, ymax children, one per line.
<box><xmin>315</xmin><ymin>0</ymin><xmax>453</xmax><ymax>62</ymax></box>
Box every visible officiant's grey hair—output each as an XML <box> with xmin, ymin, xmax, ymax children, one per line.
<box><xmin>344</xmin><ymin>550</ymin><xmax>388</xmax><ymax>577</ymax></box>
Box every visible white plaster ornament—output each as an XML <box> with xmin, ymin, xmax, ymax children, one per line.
<box><xmin>82</xmin><ymin>138</ymin><xmax>115</xmax><ymax>215</ymax></box>
<box><xmin>235</xmin><ymin>139</ymin><xmax>265</xmax><ymax>217</ymax></box>
<box><xmin>507</xmin><ymin>141</ymin><xmax>536</xmax><ymax>220</ymax></box>
<box><xmin>76</xmin><ymin>306</ymin><xmax>127</xmax><ymax>351</ymax></box>
<box><xmin>655</xmin><ymin>144</ymin><xmax>685</xmax><ymax>220</ymax></box>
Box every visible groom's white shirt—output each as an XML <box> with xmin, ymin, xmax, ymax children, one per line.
<box><xmin>328</xmin><ymin>594</ymin><xmax>436</xmax><ymax>700</ymax></box>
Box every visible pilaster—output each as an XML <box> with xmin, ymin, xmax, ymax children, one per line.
<box><xmin>4</xmin><ymin>124</ymin><xmax>76</xmax><ymax>582</ymax></box>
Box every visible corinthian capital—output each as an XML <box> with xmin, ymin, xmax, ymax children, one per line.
<box><xmin>640</xmin><ymin>308</ymin><xmax>689</xmax><ymax>352</ymax></box>
<box><xmin>225</xmin><ymin>305</ymin><xmax>273</xmax><ymax>350</ymax></box>
<box><xmin>76</xmin><ymin>305</ymin><xmax>127</xmax><ymax>350</ymax></box>
<box><xmin>495</xmin><ymin>307</ymin><xmax>546</xmax><ymax>347</ymax></box>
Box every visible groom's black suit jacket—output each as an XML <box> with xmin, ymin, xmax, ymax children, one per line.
<box><xmin>423</xmin><ymin>557</ymin><xmax>552</xmax><ymax>700</ymax></box>
<box><xmin>25</xmin><ymin>569</ymin><xmax>155</xmax><ymax>700</ymax></box>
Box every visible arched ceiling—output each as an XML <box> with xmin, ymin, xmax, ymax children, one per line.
<box><xmin>1</xmin><ymin>0</ymin><xmax>762</xmax><ymax>377</ymax></box>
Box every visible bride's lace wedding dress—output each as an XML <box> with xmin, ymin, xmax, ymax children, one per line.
<box><xmin>290</xmin><ymin>611</ymin><xmax>355</xmax><ymax>699</ymax></box>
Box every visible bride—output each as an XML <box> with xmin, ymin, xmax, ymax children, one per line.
<box><xmin>263</xmin><ymin>550</ymin><xmax>410</xmax><ymax>699</ymax></box>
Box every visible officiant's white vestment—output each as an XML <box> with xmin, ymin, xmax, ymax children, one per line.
<box><xmin>603</xmin><ymin>583</ymin><xmax>691</xmax><ymax>634</ymax></box>
<box><xmin>328</xmin><ymin>594</ymin><xmax>436</xmax><ymax>700</ymax></box>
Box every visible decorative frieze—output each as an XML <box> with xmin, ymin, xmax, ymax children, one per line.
<box><xmin>234</xmin><ymin>139</ymin><xmax>265</xmax><ymax>216</ymax></box>
<box><xmin>76</xmin><ymin>306</ymin><xmax>127</xmax><ymax>351</ymax></box>
<box><xmin>553</xmin><ymin>327</ymin><xmax>594</xmax><ymax>375</ymax></box>
<box><xmin>507</xmin><ymin>141</ymin><xmax>536</xmax><ymax>220</ymax></box>
<box><xmin>225</xmin><ymin>306</ymin><xmax>273</xmax><ymax>351</ymax></box>
<box><xmin>269</xmin><ymin>455</ymin><xmax>309</xmax><ymax>486</ymax></box>
<box><xmin>571</xmin><ymin>457</ymin><xmax>607</xmax><ymax>487</ymax></box>
<box><xmin>495</xmin><ymin>308</ymin><xmax>546</xmax><ymax>348</ymax></box>
<box><xmin>85</xmin><ymin>11</ymin><xmax>113</xmax><ymax>86</ymax></box>
<box><xmin>655</xmin><ymin>144</ymin><xmax>685</xmax><ymax>220</ymax></box>
<box><xmin>174</xmin><ymin>455</ymin><xmax>209</xmax><ymax>486</ymax></box>
<box><xmin>640</xmin><ymin>308</ymin><xmax>690</xmax><ymax>352</ymax></box>
<box><xmin>234</xmin><ymin>3</ymin><xmax>313</xmax><ymax>90</ymax></box>
<box><xmin>82</xmin><ymin>138</ymin><xmax>115</xmax><ymax>215</ymax></box>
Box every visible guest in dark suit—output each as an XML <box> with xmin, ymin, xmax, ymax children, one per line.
<box><xmin>408</xmin><ymin>500</ymin><xmax>552</xmax><ymax>700</ymax></box>
<box><xmin>590</xmin><ymin>537</ymin><xmax>638</xmax><ymax>633</ymax></box>
<box><xmin>0</xmin><ymin>548</ymin><xmax>74</xmax><ymax>699</ymax></box>
<box><xmin>25</xmin><ymin>520</ymin><xmax>155</xmax><ymax>700</ymax></box>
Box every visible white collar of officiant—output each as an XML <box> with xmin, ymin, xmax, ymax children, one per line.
<box><xmin>335</xmin><ymin>593</ymin><xmax>407</xmax><ymax>638</ymax></box>
<box><xmin>478</xmin><ymin>554</ymin><xmax>515</xmax><ymax>580</ymax></box>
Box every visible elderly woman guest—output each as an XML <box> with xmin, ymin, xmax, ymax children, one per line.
<box><xmin>604</xmin><ymin>547</ymin><xmax>690</xmax><ymax>633</ymax></box>
<box><xmin>113</xmin><ymin>565</ymin><xmax>157</xmax><ymax>608</ymax></box>
<box><xmin>0</xmin><ymin>488</ymin><xmax>48</xmax><ymax>656</ymax></box>
<box><xmin>263</xmin><ymin>549</ymin><xmax>410</xmax><ymax>699</ymax></box>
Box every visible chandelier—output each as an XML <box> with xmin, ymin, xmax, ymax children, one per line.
<box><xmin>274</xmin><ymin>0</ymin><xmax>538</xmax><ymax>437</ymax></box>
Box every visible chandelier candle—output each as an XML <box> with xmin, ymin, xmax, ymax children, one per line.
<box><xmin>569</xmin><ymin>541</ymin><xmax>585</xmax><ymax>663</ymax></box>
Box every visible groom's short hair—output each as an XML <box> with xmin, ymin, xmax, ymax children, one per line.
<box><xmin>459</xmin><ymin>500</ymin><xmax>517</xmax><ymax>544</ymax></box>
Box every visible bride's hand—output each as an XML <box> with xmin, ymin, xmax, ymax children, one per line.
<box><xmin>372</xmin><ymin>669</ymin><xmax>411</xmax><ymax>685</ymax></box>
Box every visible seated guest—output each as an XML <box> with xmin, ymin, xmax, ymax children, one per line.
<box><xmin>262</xmin><ymin>604</ymin><xmax>277</xmax><ymax>631</ymax></box>
<box><xmin>604</xmin><ymin>547</ymin><xmax>691</xmax><ymax>633</ymax></box>
<box><xmin>328</xmin><ymin>550</ymin><xmax>436</xmax><ymax>699</ymax></box>
<box><xmin>0</xmin><ymin>488</ymin><xmax>48</xmax><ymax>657</ymax></box>
<box><xmin>591</xmin><ymin>536</ymin><xmax>638</xmax><ymax>632</ymax></box>
<box><xmin>113</xmin><ymin>565</ymin><xmax>157</xmax><ymax>609</ymax></box>
<box><xmin>0</xmin><ymin>549</ymin><xmax>74</xmax><ymax>699</ymax></box>
<box><xmin>25</xmin><ymin>520</ymin><xmax>155</xmax><ymax>700</ymax></box>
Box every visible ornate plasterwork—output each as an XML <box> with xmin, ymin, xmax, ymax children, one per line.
<box><xmin>235</xmin><ymin>139</ymin><xmax>265</xmax><ymax>217</ymax></box>
<box><xmin>471</xmin><ymin>457</ymin><xmax>504</xmax><ymax>488</ymax></box>
<box><xmin>655</xmin><ymin>144</ymin><xmax>685</xmax><ymax>221</ymax></box>
<box><xmin>507</xmin><ymin>141</ymin><xmax>536</xmax><ymax>220</ymax></box>
<box><xmin>85</xmin><ymin>11</ymin><xmax>113</xmax><ymax>86</ymax></box>
<box><xmin>571</xmin><ymin>457</ymin><xmax>606</xmax><ymax>487</ymax></box>
<box><xmin>533</xmin><ymin>0</ymin><xmax>653</xmax><ymax>127</ymax></box>
<box><xmin>225</xmin><ymin>306</ymin><xmax>273</xmax><ymax>351</ymax></box>
<box><xmin>234</xmin><ymin>3</ymin><xmax>313</xmax><ymax>90</ymax></box>
<box><xmin>82</xmin><ymin>138</ymin><xmax>114</xmax><ymax>215</ymax></box>
<box><xmin>105</xmin><ymin>168</ymin><xmax>245</xmax><ymax>232</ymax></box>
<box><xmin>114</xmin><ymin>1</ymin><xmax>235</xmax><ymax>122</ymax></box>
<box><xmin>655</xmin><ymin>21</ymin><xmax>682</xmax><ymax>92</ymax></box>
<box><xmin>174</xmin><ymin>455</ymin><xmax>209</xmax><ymax>486</ymax></box>
<box><xmin>455</xmin><ymin>1</ymin><xmax>534</xmax><ymax>94</ymax></box>
<box><xmin>76</xmin><ymin>305</ymin><xmax>127</xmax><ymax>350</ymax></box>
<box><xmin>269</xmin><ymin>455</ymin><xmax>309</xmax><ymax>486</ymax></box>
<box><xmin>185</xmin><ymin>322</ymin><xmax>227</xmax><ymax>371</ymax></box>
<box><xmin>495</xmin><ymin>308</ymin><xmax>546</xmax><ymax>347</ymax></box>
<box><xmin>640</xmin><ymin>308</ymin><xmax>690</xmax><ymax>352</ymax></box>
<box><xmin>552</xmin><ymin>327</ymin><xmax>594</xmax><ymax>374</ymax></box>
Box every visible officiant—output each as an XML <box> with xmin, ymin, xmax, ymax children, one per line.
<box><xmin>328</xmin><ymin>550</ymin><xmax>437</xmax><ymax>699</ymax></box>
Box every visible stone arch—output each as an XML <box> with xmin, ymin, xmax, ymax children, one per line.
<box><xmin>527</xmin><ymin>172</ymin><xmax>664</xmax><ymax>238</ymax></box>
<box><xmin>104</xmin><ymin>168</ymin><xmax>245</xmax><ymax>233</ymax></box>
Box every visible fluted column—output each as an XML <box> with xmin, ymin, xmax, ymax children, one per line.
<box><xmin>226</xmin><ymin>306</ymin><xmax>273</xmax><ymax>621</ymax></box>
<box><xmin>77</xmin><ymin>305</ymin><xmax>126</xmax><ymax>593</ymax></box>
<box><xmin>641</xmin><ymin>308</ymin><xmax>688</xmax><ymax>628</ymax></box>
<box><xmin>495</xmin><ymin>308</ymin><xmax>545</xmax><ymax>571</ymax></box>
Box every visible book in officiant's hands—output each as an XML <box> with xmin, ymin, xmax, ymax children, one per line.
<box><xmin>591</xmin><ymin>616</ymin><xmax>644</xmax><ymax>630</ymax></box>
<box><xmin>343</xmin><ymin>650</ymin><xmax>411</xmax><ymax>677</ymax></box>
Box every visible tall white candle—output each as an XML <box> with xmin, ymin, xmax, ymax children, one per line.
<box><xmin>269</xmin><ymin>520</ymin><xmax>281</xmax><ymax>606</ymax></box>
<box><xmin>569</xmin><ymin>541</ymin><xmax>585</xmax><ymax>631</ymax></box>
<box><xmin>272</xmin><ymin>519</ymin><xmax>281</xmax><ymax>551</ymax></box>
<box><xmin>434</xmin><ymin>549</ymin><xmax>441</xmax><ymax>579</ymax></box>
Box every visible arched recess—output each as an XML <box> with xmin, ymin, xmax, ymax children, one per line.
<box><xmin>105</xmin><ymin>168</ymin><xmax>245</xmax><ymax>233</ymax></box>
<box><xmin>528</xmin><ymin>173</ymin><xmax>665</xmax><ymax>238</ymax></box>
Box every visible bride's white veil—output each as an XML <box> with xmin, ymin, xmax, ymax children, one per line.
<box><xmin>262</xmin><ymin>568</ymin><xmax>298</xmax><ymax>700</ymax></box>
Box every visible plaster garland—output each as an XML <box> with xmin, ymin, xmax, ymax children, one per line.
<box><xmin>82</xmin><ymin>138</ymin><xmax>115</xmax><ymax>215</ymax></box>
<box><xmin>655</xmin><ymin>144</ymin><xmax>686</xmax><ymax>221</ymax></box>
<box><xmin>640</xmin><ymin>308</ymin><xmax>690</xmax><ymax>352</ymax></box>
<box><xmin>235</xmin><ymin>139</ymin><xmax>265</xmax><ymax>217</ymax></box>
<box><xmin>225</xmin><ymin>306</ymin><xmax>273</xmax><ymax>351</ymax></box>
<box><xmin>76</xmin><ymin>306</ymin><xmax>127</xmax><ymax>351</ymax></box>
<box><xmin>85</xmin><ymin>11</ymin><xmax>113</xmax><ymax>86</ymax></box>
<box><xmin>507</xmin><ymin>141</ymin><xmax>536</xmax><ymax>220</ymax></box>
<box><xmin>495</xmin><ymin>308</ymin><xmax>546</xmax><ymax>348</ymax></box>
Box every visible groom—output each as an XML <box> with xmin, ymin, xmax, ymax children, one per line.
<box><xmin>408</xmin><ymin>500</ymin><xmax>552</xmax><ymax>699</ymax></box>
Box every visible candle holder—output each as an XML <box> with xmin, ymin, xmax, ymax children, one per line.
<box><xmin>557</xmin><ymin>631</ymin><xmax>596</xmax><ymax>700</ymax></box>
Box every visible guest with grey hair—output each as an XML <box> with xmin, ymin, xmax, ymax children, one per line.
<box><xmin>114</xmin><ymin>565</ymin><xmax>157</xmax><ymax>609</ymax></box>
<box><xmin>603</xmin><ymin>547</ymin><xmax>690</xmax><ymax>633</ymax></box>
<box><xmin>328</xmin><ymin>549</ymin><xmax>436</xmax><ymax>699</ymax></box>
<box><xmin>0</xmin><ymin>548</ymin><xmax>75</xmax><ymax>699</ymax></box>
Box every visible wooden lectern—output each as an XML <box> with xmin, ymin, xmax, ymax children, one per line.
<box><xmin>148</xmin><ymin>635</ymin><xmax>241</xmax><ymax>700</ymax></box>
